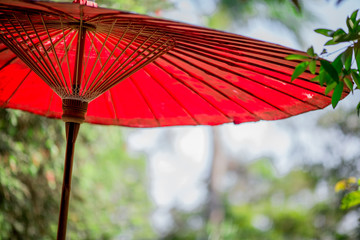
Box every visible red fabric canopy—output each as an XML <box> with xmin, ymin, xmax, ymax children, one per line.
<box><xmin>0</xmin><ymin>0</ymin><xmax>349</xmax><ymax>127</ymax></box>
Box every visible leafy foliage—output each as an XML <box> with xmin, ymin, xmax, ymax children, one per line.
<box><xmin>0</xmin><ymin>109</ymin><xmax>64</xmax><ymax>239</ymax></box>
<box><xmin>206</xmin><ymin>0</ymin><xmax>314</xmax><ymax>46</ymax></box>
<box><xmin>96</xmin><ymin>0</ymin><xmax>172</xmax><ymax>14</ymax></box>
<box><xmin>335</xmin><ymin>177</ymin><xmax>360</xmax><ymax>210</ymax></box>
<box><xmin>163</xmin><ymin>157</ymin><xmax>357</xmax><ymax>239</ymax></box>
<box><xmin>287</xmin><ymin>9</ymin><xmax>360</xmax><ymax>109</ymax></box>
<box><xmin>0</xmin><ymin>109</ymin><xmax>155</xmax><ymax>239</ymax></box>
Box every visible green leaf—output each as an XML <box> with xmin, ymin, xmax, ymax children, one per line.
<box><xmin>291</xmin><ymin>62</ymin><xmax>309</xmax><ymax>81</ymax></box>
<box><xmin>321</xmin><ymin>60</ymin><xmax>339</xmax><ymax>82</ymax></box>
<box><xmin>307</xmin><ymin>46</ymin><xmax>315</xmax><ymax>57</ymax></box>
<box><xmin>341</xmin><ymin>47</ymin><xmax>353</xmax><ymax>71</ymax></box>
<box><xmin>357</xmin><ymin>102</ymin><xmax>360</xmax><ymax>116</ymax></box>
<box><xmin>350</xmin><ymin>10</ymin><xmax>359</xmax><ymax>23</ymax></box>
<box><xmin>333</xmin><ymin>54</ymin><xmax>343</xmax><ymax>73</ymax></box>
<box><xmin>285</xmin><ymin>54</ymin><xmax>309</xmax><ymax>60</ymax></box>
<box><xmin>314</xmin><ymin>28</ymin><xmax>334</xmax><ymax>37</ymax></box>
<box><xmin>309</xmin><ymin>59</ymin><xmax>317</xmax><ymax>74</ymax></box>
<box><xmin>332</xmin><ymin>81</ymin><xmax>344</xmax><ymax>108</ymax></box>
<box><xmin>325</xmin><ymin>39</ymin><xmax>338</xmax><ymax>45</ymax></box>
<box><xmin>332</xmin><ymin>28</ymin><xmax>346</xmax><ymax>37</ymax></box>
<box><xmin>355</xmin><ymin>42</ymin><xmax>360</xmax><ymax>71</ymax></box>
<box><xmin>311</xmin><ymin>75</ymin><xmax>320</xmax><ymax>82</ymax></box>
<box><xmin>319</xmin><ymin>68</ymin><xmax>332</xmax><ymax>86</ymax></box>
<box><xmin>351</xmin><ymin>71</ymin><xmax>360</xmax><ymax>87</ymax></box>
<box><xmin>346</xmin><ymin>16</ymin><xmax>354</xmax><ymax>31</ymax></box>
<box><xmin>335</xmin><ymin>177</ymin><xmax>357</xmax><ymax>192</ymax></box>
<box><xmin>344</xmin><ymin>77</ymin><xmax>353</xmax><ymax>92</ymax></box>
<box><xmin>333</xmin><ymin>33</ymin><xmax>347</xmax><ymax>43</ymax></box>
<box><xmin>341</xmin><ymin>191</ymin><xmax>360</xmax><ymax>210</ymax></box>
<box><xmin>325</xmin><ymin>81</ymin><xmax>337</xmax><ymax>95</ymax></box>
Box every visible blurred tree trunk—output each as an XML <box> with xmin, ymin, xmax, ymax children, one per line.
<box><xmin>206</xmin><ymin>127</ymin><xmax>228</xmax><ymax>236</ymax></box>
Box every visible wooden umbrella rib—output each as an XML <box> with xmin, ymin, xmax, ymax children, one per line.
<box><xmin>111</xmin><ymin>40</ymin><xmax>174</xmax><ymax>87</ymax></box>
<box><xmin>85</xmin><ymin>32</ymin><xmax>133</xmax><ymax>94</ymax></box>
<box><xmin>138</xmin><ymin>55</ymin><xmax>204</xmax><ymax>124</ymax></box>
<box><xmin>74</xmin><ymin>9</ymin><xmax>84</xmax><ymax>92</ymax></box>
<box><xmin>38</xmin><ymin>13</ymin><xmax>66</xmax><ymax>90</ymax></box>
<box><xmin>0</xmin><ymin>19</ymin><xmax>54</xmax><ymax>87</ymax></box>
<box><xmin>23</xmin><ymin>13</ymin><xmax>61</xmax><ymax>84</ymax></box>
<box><xmin>0</xmin><ymin>43</ymin><xmax>9</xmax><ymax>53</ymax></box>
<box><xmin>82</xmin><ymin>32</ymin><xmax>115</xmax><ymax>94</ymax></box>
<box><xmin>182</xmin><ymin>39</ymin><xmax>301</xmax><ymax>66</ymax></box>
<box><xmin>85</xmin><ymin>26</ymin><xmax>131</xmax><ymax>93</ymax></box>
<box><xmin>152</xmin><ymin>59</ymin><xmax>249</xmax><ymax>122</ymax></box>
<box><xmin>170</xmin><ymin>49</ymin><xmax>327</xmax><ymax>110</ymax></box>
<box><xmin>87</xmin><ymin>24</ymin><xmax>143</xmax><ymax>92</ymax></box>
<box><xmin>60</xmin><ymin>16</ymin><xmax>74</xmax><ymax>95</ymax></box>
<box><xmin>160</xmin><ymin>54</ymin><xmax>285</xmax><ymax>119</ymax></box>
<box><xmin>54</xmin><ymin>28</ymin><xmax>79</xmax><ymax>97</ymax></box>
<box><xmin>31</xmin><ymin>1</ymin><xmax>78</xmax><ymax>22</ymax></box>
<box><xmin>177</xmin><ymin>44</ymin><xmax>329</xmax><ymax>96</ymax></box>
<box><xmin>100</xmin><ymin>32</ymin><xmax>174</xmax><ymax>91</ymax></box>
<box><xmin>1</xmin><ymin>69</ymin><xmax>32</xmax><ymax>108</ymax></box>
<box><xmin>177</xmin><ymin>39</ymin><xmax>300</xmax><ymax>67</ymax></box>
<box><xmin>166</xmin><ymin>51</ymin><xmax>319</xmax><ymax>113</ymax></box>
<box><xmin>108</xmin><ymin>89</ymin><xmax>119</xmax><ymax>121</ymax></box>
<box><xmin>172</xmin><ymin>29</ymin><xmax>293</xmax><ymax>52</ymax></box>
<box><xmin>178</xmin><ymin>39</ymin><xmax>296</xmax><ymax>68</ymax></box>
<box><xmin>82</xmin><ymin>19</ymin><xmax>118</xmax><ymax>92</ymax></box>
<box><xmin>0</xmin><ymin>55</ymin><xmax>17</xmax><ymax>71</ymax></box>
<box><xmin>141</xmin><ymin>64</ymin><xmax>217</xmax><ymax>125</ymax></box>
<box><xmin>168</xmin><ymin>31</ymin><xmax>299</xmax><ymax>55</ymax></box>
<box><xmin>161</xmin><ymin>53</ymin><xmax>267</xmax><ymax>113</ymax></box>
<box><xmin>46</xmin><ymin>90</ymin><xmax>55</xmax><ymax>117</ymax></box>
<box><xmin>80</xmin><ymin>30</ymin><xmax>98</xmax><ymax>94</ymax></box>
<box><xmin>89</xmin><ymin>22</ymin><xmax>143</xmax><ymax>88</ymax></box>
<box><xmin>129</xmin><ymin>76</ymin><xmax>161</xmax><ymax>127</ymax></box>
<box><xmin>144</xmin><ymin>21</ymin><xmax>273</xmax><ymax>47</ymax></box>
<box><xmin>106</xmin><ymin>16</ymin><xmax>244</xmax><ymax>43</ymax></box>
<box><xmin>97</xmin><ymin>37</ymin><xmax>173</xmax><ymax>94</ymax></box>
<box><xmin>89</xmin><ymin>34</ymin><xmax>136</xmax><ymax>91</ymax></box>
<box><xmin>100</xmin><ymin>26</ymin><xmax>150</xmax><ymax>81</ymax></box>
<box><xmin>176</xmin><ymin>43</ymin><xmax>300</xmax><ymax>79</ymax></box>
<box><xmin>15</xmin><ymin>13</ymin><xmax>61</xmax><ymax>89</ymax></box>
<box><xmin>100</xmin><ymin>29</ymin><xmax>166</xmax><ymax>89</ymax></box>
<box><xmin>44</xmin><ymin>27</ymin><xmax>76</xmax><ymax>96</ymax></box>
<box><xmin>0</xmin><ymin>19</ymin><xmax>45</xmax><ymax>78</ymax></box>
<box><xmin>176</xmin><ymin>42</ymin><xmax>320</xmax><ymax>87</ymax></box>
<box><xmin>154</xmin><ymin>54</ymin><xmax>264</xmax><ymax>117</ymax></box>
<box><xmin>0</xmin><ymin>35</ymin><xmax>49</xmax><ymax>87</ymax></box>
<box><xmin>174</xmin><ymin>45</ymin><xmax>329</xmax><ymax>97</ymax></box>
<box><xmin>81</xmin><ymin>18</ymin><xmax>102</xmax><ymax>92</ymax></box>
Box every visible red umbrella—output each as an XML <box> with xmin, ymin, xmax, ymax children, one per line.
<box><xmin>0</xmin><ymin>0</ymin><xmax>349</xmax><ymax>239</ymax></box>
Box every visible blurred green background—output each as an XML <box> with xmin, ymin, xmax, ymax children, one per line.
<box><xmin>0</xmin><ymin>0</ymin><xmax>359</xmax><ymax>239</ymax></box>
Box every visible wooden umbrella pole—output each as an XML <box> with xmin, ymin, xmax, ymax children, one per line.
<box><xmin>57</xmin><ymin>99</ymin><xmax>88</xmax><ymax>240</ymax></box>
<box><xmin>57</xmin><ymin>9</ymin><xmax>88</xmax><ymax>239</ymax></box>
<box><xmin>57</xmin><ymin>122</ymin><xmax>80</xmax><ymax>240</ymax></box>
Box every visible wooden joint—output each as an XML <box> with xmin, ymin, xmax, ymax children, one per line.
<box><xmin>61</xmin><ymin>99</ymin><xmax>88</xmax><ymax>123</ymax></box>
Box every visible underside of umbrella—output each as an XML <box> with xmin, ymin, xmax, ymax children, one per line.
<box><xmin>0</xmin><ymin>0</ymin><xmax>349</xmax><ymax>127</ymax></box>
<box><xmin>0</xmin><ymin>0</ymin><xmax>350</xmax><ymax>239</ymax></box>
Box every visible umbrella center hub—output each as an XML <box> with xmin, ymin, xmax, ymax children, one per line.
<box><xmin>68</xmin><ymin>21</ymin><xmax>96</xmax><ymax>31</ymax></box>
<box><xmin>62</xmin><ymin>99</ymin><xmax>88</xmax><ymax>123</ymax></box>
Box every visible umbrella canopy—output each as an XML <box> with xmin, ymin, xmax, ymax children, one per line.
<box><xmin>0</xmin><ymin>0</ymin><xmax>350</xmax><ymax>239</ymax></box>
<box><xmin>0</xmin><ymin>0</ymin><xmax>348</xmax><ymax>128</ymax></box>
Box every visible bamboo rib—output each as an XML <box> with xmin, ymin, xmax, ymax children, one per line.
<box><xmin>0</xmin><ymin>10</ymin><xmax>175</xmax><ymax>102</ymax></box>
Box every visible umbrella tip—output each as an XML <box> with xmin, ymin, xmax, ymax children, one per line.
<box><xmin>72</xmin><ymin>0</ymin><xmax>98</xmax><ymax>8</ymax></box>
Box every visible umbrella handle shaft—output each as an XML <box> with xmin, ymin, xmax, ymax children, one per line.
<box><xmin>57</xmin><ymin>122</ymin><xmax>80</xmax><ymax>240</ymax></box>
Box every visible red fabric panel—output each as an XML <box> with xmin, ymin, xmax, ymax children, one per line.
<box><xmin>0</xmin><ymin>0</ymin><xmax>350</xmax><ymax>128</ymax></box>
